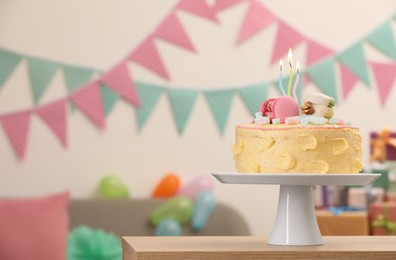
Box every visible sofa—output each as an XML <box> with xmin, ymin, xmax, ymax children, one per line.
<box><xmin>69</xmin><ymin>198</ymin><xmax>251</xmax><ymax>237</ymax></box>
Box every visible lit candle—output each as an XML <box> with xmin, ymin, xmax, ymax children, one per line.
<box><xmin>287</xmin><ymin>48</ymin><xmax>293</xmax><ymax>96</ymax></box>
<box><xmin>292</xmin><ymin>61</ymin><xmax>300</xmax><ymax>101</ymax></box>
<box><xmin>278</xmin><ymin>59</ymin><xmax>286</xmax><ymax>96</ymax></box>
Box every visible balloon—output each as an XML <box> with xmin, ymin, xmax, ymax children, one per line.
<box><xmin>149</xmin><ymin>196</ymin><xmax>194</xmax><ymax>226</ymax></box>
<box><xmin>154</xmin><ymin>219</ymin><xmax>182</xmax><ymax>236</ymax></box>
<box><xmin>152</xmin><ymin>173</ymin><xmax>180</xmax><ymax>198</ymax></box>
<box><xmin>191</xmin><ymin>191</ymin><xmax>216</xmax><ymax>231</ymax></box>
<box><xmin>99</xmin><ymin>175</ymin><xmax>129</xmax><ymax>198</ymax></box>
<box><xmin>178</xmin><ymin>174</ymin><xmax>213</xmax><ymax>199</ymax></box>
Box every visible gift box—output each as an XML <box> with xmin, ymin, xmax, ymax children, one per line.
<box><xmin>347</xmin><ymin>187</ymin><xmax>385</xmax><ymax>209</ymax></box>
<box><xmin>369</xmin><ymin>202</ymin><xmax>396</xmax><ymax>235</ymax></box>
<box><xmin>387</xmin><ymin>192</ymin><xmax>396</xmax><ymax>202</ymax></box>
<box><xmin>314</xmin><ymin>185</ymin><xmax>345</xmax><ymax>208</ymax></box>
<box><xmin>316</xmin><ymin>209</ymin><xmax>369</xmax><ymax>235</ymax></box>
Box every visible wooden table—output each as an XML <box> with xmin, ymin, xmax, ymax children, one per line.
<box><xmin>123</xmin><ymin>236</ymin><xmax>396</xmax><ymax>259</ymax></box>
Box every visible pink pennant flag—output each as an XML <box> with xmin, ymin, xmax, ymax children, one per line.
<box><xmin>129</xmin><ymin>37</ymin><xmax>170</xmax><ymax>80</ymax></box>
<box><xmin>0</xmin><ymin>110</ymin><xmax>31</xmax><ymax>159</ymax></box>
<box><xmin>99</xmin><ymin>63</ymin><xmax>140</xmax><ymax>107</ymax></box>
<box><xmin>70</xmin><ymin>82</ymin><xmax>105</xmax><ymax>128</ymax></box>
<box><xmin>236</xmin><ymin>0</ymin><xmax>275</xmax><ymax>44</ymax></box>
<box><xmin>371</xmin><ymin>62</ymin><xmax>396</xmax><ymax>107</ymax></box>
<box><xmin>213</xmin><ymin>0</ymin><xmax>246</xmax><ymax>13</ymax></box>
<box><xmin>306</xmin><ymin>40</ymin><xmax>334</xmax><ymax>66</ymax></box>
<box><xmin>154</xmin><ymin>13</ymin><xmax>196</xmax><ymax>52</ymax></box>
<box><xmin>271</xmin><ymin>21</ymin><xmax>304</xmax><ymax>64</ymax></box>
<box><xmin>340</xmin><ymin>63</ymin><xmax>359</xmax><ymax>100</ymax></box>
<box><xmin>35</xmin><ymin>99</ymin><xmax>67</xmax><ymax>147</ymax></box>
<box><xmin>177</xmin><ymin>0</ymin><xmax>218</xmax><ymax>22</ymax></box>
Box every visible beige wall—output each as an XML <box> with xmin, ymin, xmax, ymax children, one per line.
<box><xmin>0</xmin><ymin>0</ymin><xmax>395</xmax><ymax>236</ymax></box>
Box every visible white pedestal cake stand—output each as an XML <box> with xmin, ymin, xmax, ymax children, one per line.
<box><xmin>212</xmin><ymin>172</ymin><xmax>380</xmax><ymax>246</ymax></box>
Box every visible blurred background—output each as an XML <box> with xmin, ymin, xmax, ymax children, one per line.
<box><xmin>0</xmin><ymin>0</ymin><xmax>396</xmax><ymax>239</ymax></box>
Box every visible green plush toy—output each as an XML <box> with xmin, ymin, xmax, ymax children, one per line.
<box><xmin>68</xmin><ymin>225</ymin><xmax>121</xmax><ymax>260</ymax></box>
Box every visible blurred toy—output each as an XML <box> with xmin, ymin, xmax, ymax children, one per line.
<box><xmin>155</xmin><ymin>219</ymin><xmax>182</xmax><ymax>236</ymax></box>
<box><xmin>178</xmin><ymin>174</ymin><xmax>213</xmax><ymax>199</ymax></box>
<box><xmin>152</xmin><ymin>173</ymin><xmax>180</xmax><ymax>198</ymax></box>
<box><xmin>99</xmin><ymin>175</ymin><xmax>129</xmax><ymax>198</ymax></box>
<box><xmin>191</xmin><ymin>191</ymin><xmax>216</xmax><ymax>231</ymax></box>
<box><xmin>370</xmin><ymin>126</ymin><xmax>396</xmax><ymax>163</ymax></box>
<box><xmin>149</xmin><ymin>196</ymin><xmax>194</xmax><ymax>226</ymax></box>
<box><xmin>68</xmin><ymin>225</ymin><xmax>121</xmax><ymax>260</ymax></box>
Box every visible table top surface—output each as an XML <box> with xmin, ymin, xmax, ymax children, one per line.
<box><xmin>122</xmin><ymin>236</ymin><xmax>396</xmax><ymax>259</ymax></box>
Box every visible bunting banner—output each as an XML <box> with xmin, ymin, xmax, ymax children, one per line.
<box><xmin>35</xmin><ymin>99</ymin><xmax>68</xmax><ymax>147</ymax></box>
<box><xmin>177</xmin><ymin>0</ymin><xmax>218</xmax><ymax>23</ymax></box>
<box><xmin>0</xmin><ymin>49</ymin><xmax>21</xmax><ymax>88</ymax></box>
<box><xmin>212</xmin><ymin>0</ymin><xmax>246</xmax><ymax>13</ymax></box>
<box><xmin>337</xmin><ymin>43</ymin><xmax>371</xmax><ymax>87</ymax></box>
<box><xmin>204</xmin><ymin>89</ymin><xmax>235</xmax><ymax>135</ymax></box>
<box><xmin>28</xmin><ymin>57</ymin><xmax>58</xmax><ymax>104</ymax></box>
<box><xmin>0</xmin><ymin>0</ymin><xmax>395</xmax><ymax>160</ymax></box>
<box><xmin>69</xmin><ymin>82</ymin><xmax>105</xmax><ymax>128</ymax></box>
<box><xmin>371</xmin><ymin>62</ymin><xmax>396</xmax><ymax>107</ymax></box>
<box><xmin>135</xmin><ymin>82</ymin><xmax>164</xmax><ymax>130</ymax></box>
<box><xmin>168</xmin><ymin>88</ymin><xmax>199</xmax><ymax>134</ymax></box>
<box><xmin>100</xmin><ymin>85</ymin><xmax>120</xmax><ymax>117</ymax></box>
<box><xmin>0</xmin><ymin>110</ymin><xmax>31</xmax><ymax>159</ymax></box>
<box><xmin>129</xmin><ymin>37</ymin><xmax>170</xmax><ymax>80</ymax></box>
<box><xmin>99</xmin><ymin>63</ymin><xmax>140</xmax><ymax>106</ymax></box>
<box><xmin>236</xmin><ymin>0</ymin><xmax>275</xmax><ymax>44</ymax></box>
<box><xmin>340</xmin><ymin>63</ymin><xmax>360</xmax><ymax>100</ymax></box>
<box><xmin>154</xmin><ymin>13</ymin><xmax>196</xmax><ymax>52</ymax></box>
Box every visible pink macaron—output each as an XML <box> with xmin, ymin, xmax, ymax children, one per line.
<box><xmin>259</xmin><ymin>96</ymin><xmax>300</xmax><ymax>123</ymax></box>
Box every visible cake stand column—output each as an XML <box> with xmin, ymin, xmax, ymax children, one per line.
<box><xmin>268</xmin><ymin>185</ymin><xmax>323</xmax><ymax>246</ymax></box>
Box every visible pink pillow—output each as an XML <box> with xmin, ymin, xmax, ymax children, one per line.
<box><xmin>0</xmin><ymin>192</ymin><xmax>69</xmax><ymax>260</ymax></box>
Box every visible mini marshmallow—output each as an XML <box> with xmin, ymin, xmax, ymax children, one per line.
<box><xmin>309</xmin><ymin>117</ymin><xmax>327</xmax><ymax>125</ymax></box>
<box><xmin>329</xmin><ymin>118</ymin><xmax>339</xmax><ymax>125</ymax></box>
<box><xmin>272</xmin><ymin>118</ymin><xmax>280</xmax><ymax>124</ymax></box>
<box><xmin>248</xmin><ymin>117</ymin><xmax>255</xmax><ymax>124</ymax></box>
<box><xmin>300</xmin><ymin>118</ymin><xmax>309</xmax><ymax>126</ymax></box>
<box><xmin>285</xmin><ymin>116</ymin><xmax>299</xmax><ymax>125</ymax></box>
<box><xmin>255</xmin><ymin>116</ymin><xmax>270</xmax><ymax>125</ymax></box>
<box><xmin>255</xmin><ymin>112</ymin><xmax>263</xmax><ymax>118</ymax></box>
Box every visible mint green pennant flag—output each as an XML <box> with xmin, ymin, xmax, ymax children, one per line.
<box><xmin>28</xmin><ymin>57</ymin><xmax>58</xmax><ymax>104</ymax></box>
<box><xmin>239</xmin><ymin>83</ymin><xmax>268</xmax><ymax>115</ymax></box>
<box><xmin>100</xmin><ymin>85</ymin><xmax>119</xmax><ymax>116</ymax></box>
<box><xmin>168</xmin><ymin>88</ymin><xmax>199</xmax><ymax>134</ymax></box>
<box><xmin>307</xmin><ymin>58</ymin><xmax>338</xmax><ymax>101</ymax></box>
<box><xmin>204</xmin><ymin>89</ymin><xmax>235</xmax><ymax>135</ymax></box>
<box><xmin>366</xmin><ymin>22</ymin><xmax>396</xmax><ymax>60</ymax></box>
<box><xmin>337</xmin><ymin>43</ymin><xmax>370</xmax><ymax>86</ymax></box>
<box><xmin>63</xmin><ymin>65</ymin><xmax>94</xmax><ymax>93</ymax></box>
<box><xmin>135</xmin><ymin>81</ymin><xmax>164</xmax><ymax>130</ymax></box>
<box><xmin>0</xmin><ymin>49</ymin><xmax>21</xmax><ymax>88</ymax></box>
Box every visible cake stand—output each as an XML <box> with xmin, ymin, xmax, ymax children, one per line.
<box><xmin>212</xmin><ymin>172</ymin><xmax>380</xmax><ymax>246</ymax></box>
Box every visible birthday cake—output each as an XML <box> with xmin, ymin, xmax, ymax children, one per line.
<box><xmin>231</xmin><ymin>51</ymin><xmax>362</xmax><ymax>174</ymax></box>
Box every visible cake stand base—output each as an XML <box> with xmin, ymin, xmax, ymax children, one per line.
<box><xmin>268</xmin><ymin>185</ymin><xmax>322</xmax><ymax>245</ymax></box>
<box><xmin>212</xmin><ymin>173</ymin><xmax>380</xmax><ymax>246</ymax></box>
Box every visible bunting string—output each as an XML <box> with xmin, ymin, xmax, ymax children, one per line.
<box><xmin>0</xmin><ymin>0</ymin><xmax>395</xmax><ymax>160</ymax></box>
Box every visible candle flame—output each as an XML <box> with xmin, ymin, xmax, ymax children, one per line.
<box><xmin>296</xmin><ymin>61</ymin><xmax>300</xmax><ymax>74</ymax></box>
<box><xmin>288</xmin><ymin>48</ymin><xmax>293</xmax><ymax>67</ymax></box>
<box><xmin>279</xmin><ymin>59</ymin><xmax>283</xmax><ymax>71</ymax></box>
